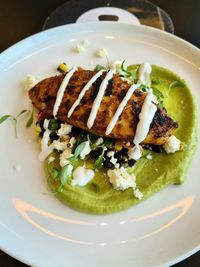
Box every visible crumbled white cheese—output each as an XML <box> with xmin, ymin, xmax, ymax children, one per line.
<box><xmin>96</xmin><ymin>137</ymin><xmax>104</xmax><ymax>146</ymax></box>
<box><xmin>57</xmin><ymin>123</ymin><xmax>72</xmax><ymax>136</ymax></box>
<box><xmin>97</xmin><ymin>48</ymin><xmax>108</xmax><ymax>58</ymax></box>
<box><xmin>48</xmin><ymin>156</ymin><xmax>55</xmax><ymax>163</ymax></box>
<box><xmin>80</xmin><ymin>141</ymin><xmax>91</xmax><ymax>159</ymax></box>
<box><xmin>39</xmin><ymin>120</ymin><xmax>73</xmax><ymax>161</ymax></box>
<box><xmin>107</xmin><ymin>167</ymin><xmax>136</xmax><ymax>191</ymax></box>
<box><xmin>163</xmin><ymin>135</ymin><xmax>181</xmax><ymax>154</ymax></box>
<box><xmin>69</xmin><ymin>137</ymin><xmax>76</xmax><ymax>148</ymax></box>
<box><xmin>107</xmin><ymin>167</ymin><xmax>143</xmax><ymax>199</ymax></box>
<box><xmin>60</xmin><ymin>147</ymin><xmax>73</xmax><ymax>167</ymax></box>
<box><xmin>23</xmin><ymin>74</ymin><xmax>41</xmax><ymax>91</ymax></box>
<box><xmin>128</xmin><ymin>145</ymin><xmax>142</xmax><ymax>160</ymax></box>
<box><xmin>134</xmin><ymin>188</ymin><xmax>143</xmax><ymax>200</ymax></box>
<box><xmin>106</xmin><ymin>150</ymin><xmax>119</xmax><ymax>168</ymax></box>
<box><xmin>71</xmin><ymin>166</ymin><xmax>94</xmax><ymax>186</ymax></box>
<box><xmin>110</xmin><ymin>156</ymin><xmax>118</xmax><ymax>165</ymax></box>
<box><xmin>107</xmin><ymin>151</ymin><xmax>115</xmax><ymax>158</ymax></box>
<box><xmin>115</xmin><ymin>163</ymin><xmax>120</xmax><ymax>169</ymax></box>
<box><xmin>146</xmin><ymin>154</ymin><xmax>152</xmax><ymax>160</ymax></box>
<box><xmin>76</xmin><ymin>44</ymin><xmax>86</xmax><ymax>53</ymax></box>
<box><xmin>53</xmin><ymin>139</ymin><xmax>69</xmax><ymax>151</ymax></box>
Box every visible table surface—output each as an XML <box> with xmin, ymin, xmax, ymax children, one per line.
<box><xmin>0</xmin><ymin>0</ymin><xmax>200</xmax><ymax>266</ymax></box>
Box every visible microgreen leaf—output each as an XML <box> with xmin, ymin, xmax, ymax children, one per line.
<box><xmin>57</xmin><ymin>184</ymin><xmax>63</xmax><ymax>193</ymax></box>
<box><xmin>139</xmin><ymin>84</ymin><xmax>149</xmax><ymax>92</ymax></box>
<box><xmin>60</xmin><ymin>164</ymin><xmax>72</xmax><ymax>185</ymax></box>
<box><xmin>0</xmin><ymin>115</ymin><xmax>12</xmax><ymax>124</ymax></box>
<box><xmin>94</xmin><ymin>147</ymin><xmax>105</xmax><ymax>168</ymax></box>
<box><xmin>104</xmin><ymin>137</ymin><xmax>113</xmax><ymax>148</ymax></box>
<box><xmin>91</xmin><ymin>182</ymin><xmax>100</xmax><ymax>192</ymax></box>
<box><xmin>13</xmin><ymin>118</ymin><xmax>18</xmax><ymax>138</ymax></box>
<box><xmin>53</xmin><ymin>168</ymin><xmax>59</xmax><ymax>179</ymax></box>
<box><xmin>152</xmin><ymin>87</ymin><xmax>164</xmax><ymax>99</ymax></box>
<box><xmin>74</xmin><ymin>141</ymin><xmax>87</xmax><ymax>158</ymax></box>
<box><xmin>67</xmin><ymin>156</ymin><xmax>76</xmax><ymax>165</ymax></box>
<box><xmin>121</xmin><ymin>60</ymin><xmax>130</xmax><ymax>75</ymax></box>
<box><xmin>17</xmin><ymin>109</ymin><xmax>29</xmax><ymax>117</ymax></box>
<box><xmin>169</xmin><ymin>80</ymin><xmax>183</xmax><ymax>90</ymax></box>
<box><xmin>48</xmin><ymin>118</ymin><xmax>60</xmax><ymax>131</ymax></box>
<box><xmin>26</xmin><ymin>109</ymin><xmax>34</xmax><ymax>128</ymax></box>
<box><xmin>94</xmin><ymin>64</ymin><xmax>104</xmax><ymax>71</ymax></box>
<box><xmin>152</xmin><ymin>78</ymin><xmax>162</xmax><ymax>85</ymax></box>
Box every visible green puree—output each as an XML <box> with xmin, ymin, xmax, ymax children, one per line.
<box><xmin>45</xmin><ymin>65</ymin><xmax>197</xmax><ymax>214</ymax></box>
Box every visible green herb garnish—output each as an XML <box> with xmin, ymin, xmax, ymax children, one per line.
<box><xmin>139</xmin><ymin>84</ymin><xmax>149</xmax><ymax>92</ymax></box>
<box><xmin>26</xmin><ymin>109</ymin><xmax>34</xmax><ymax>128</ymax></box>
<box><xmin>152</xmin><ymin>87</ymin><xmax>164</xmax><ymax>99</ymax></box>
<box><xmin>53</xmin><ymin>167</ymin><xmax>59</xmax><ymax>179</ymax></box>
<box><xmin>104</xmin><ymin>137</ymin><xmax>113</xmax><ymax>148</ymax></box>
<box><xmin>169</xmin><ymin>80</ymin><xmax>183</xmax><ymax>90</ymax></box>
<box><xmin>74</xmin><ymin>141</ymin><xmax>87</xmax><ymax>158</ymax></box>
<box><xmin>0</xmin><ymin>115</ymin><xmax>12</xmax><ymax>124</ymax></box>
<box><xmin>91</xmin><ymin>182</ymin><xmax>100</xmax><ymax>192</ymax></box>
<box><xmin>60</xmin><ymin>164</ymin><xmax>72</xmax><ymax>185</ymax></box>
<box><xmin>48</xmin><ymin>118</ymin><xmax>60</xmax><ymax>131</ymax></box>
<box><xmin>94</xmin><ymin>64</ymin><xmax>104</xmax><ymax>71</ymax></box>
<box><xmin>0</xmin><ymin>109</ymin><xmax>33</xmax><ymax>138</ymax></box>
<box><xmin>94</xmin><ymin>146</ymin><xmax>105</xmax><ymax>168</ymax></box>
<box><xmin>152</xmin><ymin>78</ymin><xmax>162</xmax><ymax>85</ymax></box>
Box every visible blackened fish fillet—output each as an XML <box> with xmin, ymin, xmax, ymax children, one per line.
<box><xmin>29</xmin><ymin>68</ymin><xmax>178</xmax><ymax>145</ymax></box>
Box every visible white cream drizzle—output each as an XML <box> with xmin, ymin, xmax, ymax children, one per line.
<box><xmin>128</xmin><ymin>88</ymin><xmax>157</xmax><ymax>160</ymax></box>
<box><xmin>53</xmin><ymin>66</ymin><xmax>77</xmax><ymax>117</ymax></box>
<box><xmin>67</xmin><ymin>69</ymin><xmax>106</xmax><ymax>118</ymax></box>
<box><xmin>138</xmin><ymin>62</ymin><xmax>152</xmax><ymax>86</ymax></box>
<box><xmin>87</xmin><ymin>69</ymin><xmax>116</xmax><ymax>129</ymax></box>
<box><xmin>134</xmin><ymin>89</ymin><xmax>157</xmax><ymax>145</ymax></box>
<box><xmin>105</xmin><ymin>83</ymin><xmax>140</xmax><ymax>135</ymax></box>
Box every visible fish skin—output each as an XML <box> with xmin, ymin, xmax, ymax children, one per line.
<box><xmin>29</xmin><ymin>69</ymin><xmax>178</xmax><ymax>145</ymax></box>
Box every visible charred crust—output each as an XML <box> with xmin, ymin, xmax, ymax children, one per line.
<box><xmin>105</xmin><ymin>79</ymin><xmax>113</xmax><ymax>96</ymax></box>
<box><xmin>134</xmin><ymin>90</ymin><xmax>143</xmax><ymax>97</ymax></box>
<box><xmin>117</xmin><ymin>89</ymin><xmax>127</xmax><ymax>101</ymax></box>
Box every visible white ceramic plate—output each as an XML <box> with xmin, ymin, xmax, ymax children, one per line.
<box><xmin>0</xmin><ymin>22</ymin><xmax>200</xmax><ymax>267</ymax></box>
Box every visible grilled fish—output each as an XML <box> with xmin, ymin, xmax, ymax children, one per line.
<box><xmin>29</xmin><ymin>68</ymin><xmax>178</xmax><ymax>145</ymax></box>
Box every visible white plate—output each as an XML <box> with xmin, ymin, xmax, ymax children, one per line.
<box><xmin>0</xmin><ymin>22</ymin><xmax>200</xmax><ymax>267</ymax></box>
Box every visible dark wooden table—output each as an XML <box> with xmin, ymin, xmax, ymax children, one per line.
<box><xmin>0</xmin><ymin>0</ymin><xmax>200</xmax><ymax>266</ymax></box>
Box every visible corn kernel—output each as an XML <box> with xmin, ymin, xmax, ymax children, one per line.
<box><xmin>115</xmin><ymin>140</ymin><xmax>123</xmax><ymax>151</ymax></box>
<box><xmin>57</xmin><ymin>63</ymin><xmax>69</xmax><ymax>73</ymax></box>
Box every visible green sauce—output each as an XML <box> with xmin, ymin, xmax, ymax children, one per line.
<box><xmin>45</xmin><ymin>65</ymin><xmax>197</xmax><ymax>214</ymax></box>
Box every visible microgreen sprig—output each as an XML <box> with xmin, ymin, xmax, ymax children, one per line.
<box><xmin>56</xmin><ymin>141</ymin><xmax>88</xmax><ymax>192</ymax></box>
<box><xmin>0</xmin><ymin>108</ymin><xmax>34</xmax><ymax>138</ymax></box>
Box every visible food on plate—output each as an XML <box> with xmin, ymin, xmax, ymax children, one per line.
<box><xmin>27</xmin><ymin>61</ymin><xmax>197</xmax><ymax>214</ymax></box>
